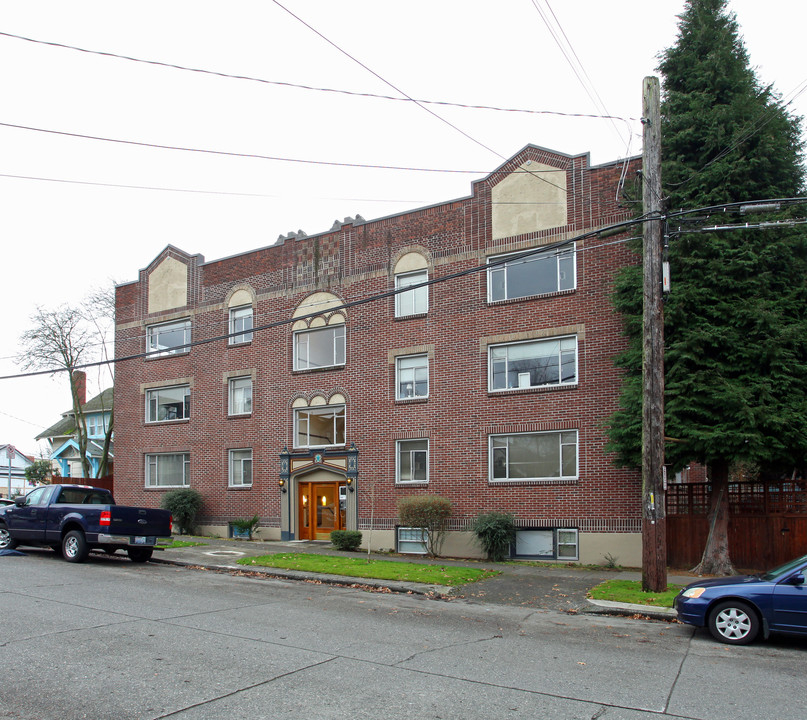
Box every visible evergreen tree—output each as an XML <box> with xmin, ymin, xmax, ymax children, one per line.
<box><xmin>609</xmin><ymin>0</ymin><xmax>807</xmax><ymax>574</ymax></box>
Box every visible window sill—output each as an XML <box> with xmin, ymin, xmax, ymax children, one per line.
<box><xmin>395</xmin><ymin>481</ymin><xmax>429</xmax><ymax>487</ymax></box>
<box><xmin>395</xmin><ymin>397</ymin><xmax>429</xmax><ymax>404</ymax></box>
<box><xmin>145</xmin><ymin>350</ymin><xmax>191</xmax><ymax>361</ymax></box>
<box><xmin>145</xmin><ymin>419</ymin><xmax>190</xmax><ymax>426</ymax></box>
<box><xmin>292</xmin><ymin>365</ymin><xmax>346</xmax><ymax>375</ymax></box>
<box><xmin>227</xmin><ymin>484</ymin><xmax>253</xmax><ymax>490</ymax></box>
<box><xmin>227</xmin><ymin>413</ymin><xmax>252</xmax><ymax>419</ymax></box>
<box><xmin>488</xmin><ymin>478</ymin><xmax>579</xmax><ymax>487</ymax></box>
<box><xmin>488</xmin><ymin>383</ymin><xmax>577</xmax><ymax>397</ymax></box>
<box><xmin>145</xmin><ymin>485</ymin><xmax>189</xmax><ymax>491</ymax></box>
<box><xmin>394</xmin><ymin>312</ymin><xmax>428</xmax><ymax>321</ymax></box>
<box><xmin>228</xmin><ymin>340</ymin><xmax>253</xmax><ymax>347</ymax></box>
<box><xmin>488</xmin><ymin>288</ymin><xmax>575</xmax><ymax>306</ymax></box>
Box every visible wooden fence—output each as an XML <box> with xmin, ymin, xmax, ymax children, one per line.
<box><xmin>666</xmin><ymin>480</ymin><xmax>807</xmax><ymax>570</ymax></box>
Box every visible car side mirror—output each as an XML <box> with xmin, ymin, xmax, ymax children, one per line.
<box><xmin>14</xmin><ymin>497</ymin><xmax>25</xmax><ymax>507</ymax></box>
<box><xmin>787</xmin><ymin>573</ymin><xmax>805</xmax><ymax>586</ymax></box>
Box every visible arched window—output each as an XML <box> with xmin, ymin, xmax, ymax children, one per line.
<box><xmin>228</xmin><ymin>289</ymin><xmax>254</xmax><ymax>345</ymax></box>
<box><xmin>394</xmin><ymin>252</ymin><xmax>429</xmax><ymax>317</ymax></box>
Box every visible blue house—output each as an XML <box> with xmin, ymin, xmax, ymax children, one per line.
<box><xmin>36</xmin><ymin>388</ymin><xmax>113</xmax><ymax>479</ymax></box>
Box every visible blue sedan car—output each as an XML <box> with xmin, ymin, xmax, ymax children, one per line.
<box><xmin>675</xmin><ymin>554</ymin><xmax>807</xmax><ymax>644</ymax></box>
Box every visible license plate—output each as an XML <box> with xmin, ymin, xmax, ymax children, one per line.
<box><xmin>133</xmin><ymin>536</ymin><xmax>147</xmax><ymax>545</ymax></box>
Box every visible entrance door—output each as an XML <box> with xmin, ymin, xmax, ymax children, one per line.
<box><xmin>298</xmin><ymin>481</ymin><xmax>347</xmax><ymax>540</ymax></box>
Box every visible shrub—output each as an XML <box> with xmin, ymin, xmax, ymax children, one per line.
<box><xmin>330</xmin><ymin>530</ymin><xmax>362</xmax><ymax>551</ymax></box>
<box><xmin>160</xmin><ymin>489</ymin><xmax>204</xmax><ymax>535</ymax></box>
<box><xmin>231</xmin><ymin>515</ymin><xmax>260</xmax><ymax>539</ymax></box>
<box><xmin>397</xmin><ymin>495</ymin><xmax>452</xmax><ymax>557</ymax></box>
<box><xmin>471</xmin><ymin>511</ymin><xmax>516</xmax><ymax>561</ymax></box>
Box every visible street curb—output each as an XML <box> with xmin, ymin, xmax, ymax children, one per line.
<box><xmin>586</xmin><ymin>598</ymin><xmax>678</xmax><ymax>620</ymax></box>
<box><xmin>152</xmin><ymin>555</ymin><xmax>450</xmax><ymax>598</ymax></box>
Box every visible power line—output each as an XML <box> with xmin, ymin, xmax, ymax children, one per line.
<box><xmin>0</xmin><ymin>219</ymin><xmax>646</xmax><ymax>382</ymax></box>
<box><xmin>0</xmin><ymin>30</ymin><xmax>639</xmax><ymax>123</ymax></box>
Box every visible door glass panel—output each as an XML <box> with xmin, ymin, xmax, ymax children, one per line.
<box><xmin>315</xmin><ymin>484</ymin><xmax>337</xmax><ymax>535</ymax></box>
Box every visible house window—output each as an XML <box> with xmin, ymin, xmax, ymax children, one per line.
<box><xmin>396</xmin><ymin>439</ymin><xmax>428</xmax><ymax>483</ymax></box>
<box><xmin>86</xmin><ymin>415</ymin><xmax>104</xmax><ymax>437</ymax></box>
<box><xmin>490</xmin><ymin>430</ymin><xmax>578</xmax><ymax>482</ymax></box>
<box><xmin>229</xmin><ymin>305</ymin><xmax>253</xmax><ymax>344</ymax></box>
<box><xmin>515</xmin><ymin>528</ymin><xmax>579</xmax><ymax>560</ymax></box>
<box><xmin>489</xmin><ymin>336</ymin><xmax>577</xmax><ymax>391</ymax></box>
<box><xmin>395</xmin><ymin>269</ymin><xmax>428</xmax><ymax>317</ymax></box>
<box><xmin>487</xmin><ymin>244</ymin><xmax>576</xmax><ymax>302</ymax></box>
<box><xmin>146</xmin><ymin>453</ymin><xmax>189</xmax><ymax>487</ymax></box>
<box><xmin>147</xmin><ymin>319</ymin><xmax>191</xmax><ymax>356</ymax></box>
<box><xmin>146</xmin><ymin>385</ymin><xmax>190</xmax><ymax>423</ymax></box>
<box><xmin>294</xmin><ymin>326</ymin><xmax>346</xmax><ymax>371</ymax></box>
<box><xmin>397</xmin><ymin>527</ymin><xmax>428</xmax><ymax>554</ymax></box>
<box><xmin>229</xmin><ymin>449</ymin><xmax>253</xmax><ymax>487</ymax></box>
<box><xmin>228</xmin><ymin>376</ymin><xmax>252</xmax><ymax>416</ymax></box>
<box><xmin>295</xmin><ymin>405</ymin><xmax>346</xmax><ymax>448</ymax></box>
<box><xmin>396</xmin><ymin>354</ymin><xmax>429</xmax><ymax>399</ymax></box>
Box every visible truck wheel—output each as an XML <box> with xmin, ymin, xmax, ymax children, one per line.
<box><xmin>127</xmin><ymin>547</ymin><xmax>153</xmax><ymax>563</ymax></box>
<box><xmin>62</xmin><ymin>530</ymin><xmax>89</xmax><ymax>563</ymax></box>
<box><xmin>0</xmin><ymin>525</ymin><xmax>18</xmax><ymax>550</ymax></box>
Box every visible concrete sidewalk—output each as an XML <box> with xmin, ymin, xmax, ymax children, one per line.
<box><xmin>152</xmin><ymin>535</ymin><xmax>690</xmax><ymax>621</ymax></box>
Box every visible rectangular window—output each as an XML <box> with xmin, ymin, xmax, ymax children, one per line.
<box><xmin>146</xmin><ymin>385</ymin><xmax>190</xmax><ymax>423</ymax></box>
<box><xmin>147</xmin><ymin>319</ymin><xmax>191</xmax><ymax>356</ymax></box>
<box><xmin>229</xmin><ymin>305</ymin><xmax>253</xmax><ymax>344</ymax></box>
<box><xmin>396</xmin><ymin>439</ymin><xmax>428</xmax><ymax>483</ymax></box>
<box><xmin>229</xmin><ymin>449</ymin><xmax>253</xmax><ymax>487</ymax></box>
<box><xmin>514</xmin><ymin>528</ymin><xmax>579</xmax><ymax>560</ymax></box>
<box><xmin>487</xmin><ymin>244</ymin><xmax>575</xmax><ymax>302</ymax></box>
<box><xmin>146</xmin><ymin>453</ymin><xmax>189</xmax><ymax>487</ymax></box>
<box><xmin>294</xmin><ymin>326</ymin><xmax>346</xmax><ymax>370</ymax></box>
<box><xmin>397</xmin><ymin>527</ymin><xmax>428</xmax><ymax>554</ymax></box>
<box><xmin>228</xmin><ymin>376</ymin><xmax>252</xmax><ymax>416</ymax></box>
<box><xmin>490</xmin><ymin>430</ymin><xmax>578</xmax><ymax>482</ymax></box>
<box><xmin>396</xmin><ymin>354</ymin><xmax>429</xmax><ymax>399</ymax></box>
<box><xmin>295</xmin><ymin>405</ymin><xmax>346</xmax><ymax>448</ymax></box>
<box><xmin>489</xmin><ymin>336</ymin><xmax>577</xmax><ymax>391</ymax></box>
<box><xmin>395</xmin><ymin>270</ymin><xmax>428</xmax><ymax>317</ymax></box>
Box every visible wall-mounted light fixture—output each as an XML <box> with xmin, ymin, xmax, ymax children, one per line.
<box><xmin>278</xmin><ymin>478</ymin><xmax>287</xmax><ymax>493</ymax></box>
<box><xmin>346</xmin><ymin>476</ymin><xmax>355</xmax><ymax>492</ymax></box>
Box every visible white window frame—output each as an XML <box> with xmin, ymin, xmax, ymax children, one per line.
<box><xmin>229</xmin><ymin>448</ymin><xmax>253</xmax><ymax>487</ymax></box>
<box><xmin>489</xmin><ymin>430</ymin><xmax>578</xmax><ymax>483</ymax></box>
<box><xmin>397</xmin><ymin>527</ymin><xmax>428</xmax><ymax>554</ymax></box>
<box><xmin>487</xmin><ymin>244</ymin><xmax>576</xmax><ymax>302</ymax></box>
<box><xmin>396</xmin><ymin>439</ymin><xmax>429</xmax><ymax>484</ymax></box>
<box><xmin>147</xmin><ymin>319</ymin><xmax>191</xmax><ymax>357</ymax></box>
<box><xmin>294</xmin><ymin>405</ymin><xmax>346</xmax><ymax>448</ymax></box>
<box><xmin>228</xmin><ymin>376</ymin><xmax>253</xmax><ymax>416</ymax></box>
<box><xmin>293</xmin><ymin>326</ymin><xmax>346</xmax><ymax>371</ymax></box>
<box><xmin>396</xmin><ymin>354</ymin><xmax>429</xmax><ymax>399</ymax></box>
<box><xmin>395</xmin><ymin>269</ymin><xmax>429</xmax><ymax>317</ymax></box>
<box><xmin>145</xmin><ymin>453</ymin><xmax>190</xmax><ymax>488</ymax></box>
<box><xmin>229</xmin><ymin>305</ymin><xmax>253</xmax><ymax>345</ymax></box>
<box><xmin>514</xmin><ymin>528</ymin><xmax>579</xmax><ymax>560</ymax></box>
<box><xmin>146</xmin><ymin>385</ymin><xmax>190</xmax><ymax>423</ymax></box>
<box><xmin>489</xmin><ymin>336</ymin><xmax>577</xmax><ymax>392</ymax></box>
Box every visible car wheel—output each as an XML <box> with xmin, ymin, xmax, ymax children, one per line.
<box><xmin>62</xmin><ymin>530</ymin><xmax>89</xmax><ymax>563</ymax></box>
<box><xmin>0</xmin><ymin>524</ymin><xmax>18</xmax><ymax>550</ymax></box>
<box><xmin>708</xmin><ymin>600</ymin><xmax>759</xmax><ymax>644</ymax></box>
<box><xmin>127</xmin><ymin>547</ymin><xmax>153</xmax><ymax>563</ymax></box>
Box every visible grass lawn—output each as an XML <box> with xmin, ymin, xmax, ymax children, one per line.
<box><xmin>588</xmin><ymin>579</ymin><xmax>682</xmax><ymax>608</ymax></box>
<box><xmin>236</xmin><ymin>553</ymin><xmax>498</xmax><ymax>586</ymax></box>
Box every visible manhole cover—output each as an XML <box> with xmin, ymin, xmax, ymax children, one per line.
<box><xmin>205</xmin><ymin>550</ymin><xmax>246</xmax><ymax>557</ymax></box>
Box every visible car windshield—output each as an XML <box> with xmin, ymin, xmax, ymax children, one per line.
<box><xmin>760</xmin><ymin>554</ymin><xmax>807</xmax><ymax>581</ymax></box>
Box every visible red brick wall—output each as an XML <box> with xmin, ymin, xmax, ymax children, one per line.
<box><xmin>114</xmin><ymin>147</ymin><xmax>642</xmax><ymax>535</ymax></box>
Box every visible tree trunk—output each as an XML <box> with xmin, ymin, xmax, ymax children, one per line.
<box><xmin>692</xmin><ymin>459</ymin><xmax>736</xmax><ymax>576</ymax></box>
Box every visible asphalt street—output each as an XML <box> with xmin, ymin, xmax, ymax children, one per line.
<box><xmin>2</xmin><ymin>548</ymin><xmax>805</xmax><ymax>720</ymax></box>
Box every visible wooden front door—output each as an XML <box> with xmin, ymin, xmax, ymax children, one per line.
<box><xmin>298</xmin><ymin>481</ymin><xmax>347</xmax><ymax>540</ymax></box>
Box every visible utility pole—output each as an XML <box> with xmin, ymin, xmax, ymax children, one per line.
<box><xmin>641</xmin><ymin>76</ymin><xmax>667</xmax><ymax>592</ymax></box>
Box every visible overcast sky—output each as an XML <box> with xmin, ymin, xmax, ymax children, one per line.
<box><xmin>1</xmin><ymin>0</ymin><xmax>805</xmax><ymax>459</ymax></box>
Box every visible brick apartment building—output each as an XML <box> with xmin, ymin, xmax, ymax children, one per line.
<box><xmin>113</xmin><ymin>144</ymin><xmax>643</xmax><ymax>564</ymax></box>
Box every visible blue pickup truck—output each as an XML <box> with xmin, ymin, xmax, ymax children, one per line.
<box><xmin>0</xmin><ymin>484</ymin><xmax>172</xmax><ymax>563</ymax></box>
